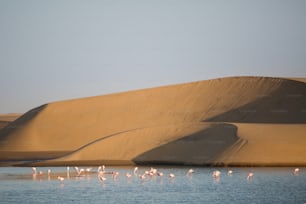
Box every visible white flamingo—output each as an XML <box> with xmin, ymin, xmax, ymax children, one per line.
<box><xmin>227</xmin><ymin>170</ymin><xmax>233</xmax><ymax>176</ymax></box>
<box><xmin>247</xmin><ymin>172</ymin><xmax>254</xmax><ymax>180</ymax></box>
<box><xmin>157</xmin><ymin>172</ymin><xmax>164</xmax><ymax>177</ymax></box>
<box><xmin>31</xmin><ymin>167</ymin><xmax>37</xmax><ymax>175</ymax></box>
<box><xmin>294</xmin><ymin>168</ymin><xmax>299</xmax><ymax>175</ymax></box>
<box><xmin>186</xmin><ymin>169</ymin><xmax>194</xmax><ymax>176</ymax></box>
<box><xmin>126</xmin><ymin>172</ymin><xmax>132</xmax><ymax>178</ymax></box>
<box><xmin>139</xmin><ymin>173</ymin><xmax>146</xmax><ymax>180</ymax></box>
<box><xmin>98</xmin><ymin>172</ymin><xmax>106</xmax><ymax>182</ymax></box>
<box><xmin>74</xmin><ymin>166</ymin><xmax>85</xmax><ymax>176</ymax></box>
<box><xmin>134</xmin><ymin>167</ymin><xmax>138</xmax><ymax>176</ymax></box>
<box><xmin>150</xmin><ymin>167</ymin><xmax>157</xmax><ymax>176</ymax></box>
<box><xmin>57</xmin><ymin>176</ymin><xmax>64</xmax><ymax>183</ymax></box>
<box><xmin>112</xmin><ymin>172</ymin><xmax>119</xmax><ymax>180</ymax></box>
<box><xmin>67</xmin><ymin>166</ymin><xmax>70</xmax><ymax>178</ymax></box>
<box><xmin>86</xmin><ymin>167</ymin><xmax>93</xmax><ymax>173</ymax></box>
<box><xmin>169</xmin><ymin>173</ymin><xmax>175</xmax><ymax>178</ymax></box>
<box><xmin>213</xmin><ymin>170</ymin><xmax>221</xmax><ymax>178</ymax></box>
<box><xmin>32</xmin><ymin>167</ymin><xmax>43</xmax><ymax>177</ymax></box>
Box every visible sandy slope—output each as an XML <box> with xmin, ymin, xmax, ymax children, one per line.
<box><xmin>0</xmin><ymin>114</ymin><xmax>21</xmax><ymax>130</ymax></box>
<box><xmin>0</xmin><ymin>76</ymin><xmax>305</xmax><ymax>166</ymax></box>
<box><xmin>215</xmin><ymin>123</ymin><xmax>306</xmax><ymax>166</ymax></box>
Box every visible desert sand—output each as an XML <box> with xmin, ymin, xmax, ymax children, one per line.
<box><xmin>0</xmin><ymin>76</ymin><xmax>305</xmax><ymax>166</ymax></box>
<box><xmin>0</xmin><ymin>114</ymin><xmax>21</xmax><ymax>130</ymax></box>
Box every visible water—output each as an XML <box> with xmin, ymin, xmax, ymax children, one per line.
<box><xmin>0</xmin><ymin>167</ymin><xmax>305</xmax><ymax>204</ymax></box>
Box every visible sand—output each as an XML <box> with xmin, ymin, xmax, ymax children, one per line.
<box><xmin>0</xmin><ymin>76</ymin><xmax>305</xmax><ymax>166</ymax></box>
<box><xmin>0</xmin><ymin>114</ymin><xmax>21</xmax><ymax>130</ymax></box>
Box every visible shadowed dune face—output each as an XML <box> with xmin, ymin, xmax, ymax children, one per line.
<box><xmin>133</xmin><ymin>123</ymin><xmax>238</xmax><ymax>165</ymax></box>
<box><xmin>204</xmin><ymin>79</ymin><xmax>306</xmax><ymax>123</ymax></box>
<box><xmin>0</xmin><ymin>114</ymin><xmax>22</xmax><ymax>130</ymax></box>
<box><xmin>0</xmin><ymin>76</ymin><xmax>306</xmax><ymax>166</ymax></box>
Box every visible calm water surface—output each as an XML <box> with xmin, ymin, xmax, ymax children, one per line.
<box><xmin>0</xmin><ymin>167</ymin><xmax>305</xmax><ymax>204</ymax></box>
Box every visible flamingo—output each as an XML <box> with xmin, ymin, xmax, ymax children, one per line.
<box><xmin>86</xmin><ymin>167</ymin><xmax>93</xmax><ymax>173</ymax></box>
<box><xmin>169</xmin><ymin>173</ymin><xmax>175</xmax><ymax>178</ymax></box>
<box><xmin>157</xmin><ymin>172</ymin><xmax>164</xmax><ymax>177</ymax></box>
<box><xmin>247</xmin><ymin>172</ymin><xmax>254</xmax><ymax>180</ymax></box>
<box><xmin>126</xmin><ymin>172</ymin><xmax>132</xmax><ymax>178</ymax></box>
<box><xmin>67</xmin><ymin>166</ymin><xmax>70</xmax><ymax>178</ymax></box>
<box><xmin>213</xmin><ymin>170</ymin><xmax>221</xmax><ymax>178</ymax></box>
<box><xmin>150</xmin><ymin>167</ymin><xmax>157</xmax><ymax>176</ymax></box>
<box><xmin>227</xmin><ymin>170</ymin><xmax>233</xmax><ymax>176</ymax></box>
<box><xmin>47</xmin><ymin>169</ymin><xmax>51</xmax><ymax>176</ymax></box>
<box><xmin>74</xmin><ymin>166</ymin><xmax>79</xmax><ymax>174</ymax></box>
<box><xmin>294</xmin><ymin>168</ymin><xmax>299</xmax><ymax>175</ymax></box>
<box><xmin>57</xmin><ymin>176</ymin><xmax>64</xmax><ymax>183</ymax></box>
<box><xmin>98</xmin><ymin>172</ymin><xmax>107</xmax><ymax>182</ymax></box>
<box><xmin>186</xmin><ymin>169</ymin><xmax>194</xmax><ymax>176</ymax></box>
<box><xmin>134</xmin><ymin>167</ymin><xmax>138</xmax><ymax>176</ymax></box>
<box><xmin>139</xmin><ymin>173</ymin><xmax>146</xmax><ymax>180</ymax></box>
<box><xmin>112</xmin><ymin>172</ymin><xmax>119</xmax><ymax>180</ymax></box>
<box><xmin>31</xmin><ymin>167</ymin><xmax>42</xmax><ymax>179</ymax></box>
<box><xmin>78</xmin><ymin>169</ymin><xmax>85</xmax><ymax>176</ymax></box>
<box><xmin>74</xmin><ymin>166</ymin><xmax>85</xmax><ymax>176</ymax></box>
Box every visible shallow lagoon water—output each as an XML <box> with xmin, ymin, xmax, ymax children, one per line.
<box><xmin>0</xmin><ymin>167</ymin><xmax>306</xmax><ymax>204</ymax></box>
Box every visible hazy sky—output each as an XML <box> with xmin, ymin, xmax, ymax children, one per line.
<box><xmin>1</xmin><ymin>0</ymin><xmax>306</xmax><ymax>113</ymax></box>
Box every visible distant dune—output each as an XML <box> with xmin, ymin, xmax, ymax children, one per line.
<box><xmin>0</xmin><ymin>76</ymin><xmax>305</xmax><ymax>166</ymax></box>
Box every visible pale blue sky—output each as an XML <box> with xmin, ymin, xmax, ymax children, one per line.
<box><xmin>0</xmin><ymin>0</ymin><xmax>306</xmax><ymax>113</ymax></box>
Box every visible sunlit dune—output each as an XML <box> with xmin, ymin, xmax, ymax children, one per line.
<box><xmin>0</xmin><ymin>76</ymin><xmax>305</xmax><ymax>166</ymax></box>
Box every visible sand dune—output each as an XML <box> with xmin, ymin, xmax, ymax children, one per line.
<box><xmin>0</xmin><ymin>114</ymin><xmax>21</xmax><ymax>131</ymax></box>
<box><xmin>0</xmin><ymin>76</ymin><xmax>305</xmax><ymax>166</ymax></box>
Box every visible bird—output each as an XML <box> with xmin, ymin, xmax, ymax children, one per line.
<box><xmin>112</xmin><ymin>172</ymin><xmax>119</xmax><ymax>180</ymax></box>
<box><xmin>66</xmin><ymin>166</ymin><xmax>70</xmax><ymax>178</ymax></box>
<box><xmin>86</xmin><ymin>167</ymin><xmax>93</xmax><ymax>173</ymax></box>
<box><xmin>247</xmin><ymin>172</ymin><xmax>254</xmax><ymax>180</ymax></box>
<box><xmin>294</xmin><ymin>168</ymin><xmax>299</xmax><ymax>175</ymax></box>
<box><xmin>57</xmin><ymin>176</ymin><xmax>64</xmax><ymax>183</ymax></box>
<box><xmin>139</xmin><ymin>173</ymin><xmax>146</xmax><ymax>180</ymax></box>
<box><xmin>157</xmin><ymin>172</ymin><xmax>164</xmax><ymax>177</ymax></box>
<box><xmin>126</xmin><ymin>172</ymin><xmax>132</xmax><ymax>178</ymax></box>
<box><xmin>98</xmin><ymin>172</ymin><xmax>107</xmax><ymax>182</ymax></box>
<box><xmin>31</xmin><ymin>167</ymin><xmax>37</xmax><ymax>175</ymax></box>
<box><xmin>48</xmin><ymin>169</ymin><xmax>51</xmax><ymax>176</ymax></box>
<box><xmin>134</xmin><ymin>167</ymin><xmax>138</xmax><ymax>176</ymax></box>
<box><xmin>227</xmin><ymin>170</ymin><xmax>233</xmax><ymax>176</ymax></box>
<box><xmin>78</xmin><ymin>169</ymin><xmax>85</xmax><ymax>176</ymax></box>
<box><xmin>74</xmin><ymin>166</ymin><xmax>85</xmax><ymax>176</ymax></box>
<box><xmin>186</xmin><ymin>169</ymin><xmax>194</xmax><ymax>176</ymax></box>
<box><xmin>150</xmin><ymin>167</ymin><xmax>157</xmax><ymax>176</ymax></box>
<box><xmin>169</xmin><ymin>173</ymin><xmax>175</xmax><ymax>178</ymax></box>
<box><xmin>213</xmin><ymin>170</ymin><xmax>221</xmax><ymax>178</ymax></box>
